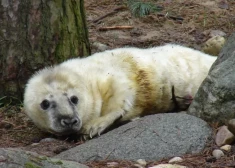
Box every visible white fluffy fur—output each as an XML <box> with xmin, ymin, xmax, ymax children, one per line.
<box><xmin>24</xmin><ymin>44</ymin><xmax>216</xmax><ymax>137</ymax></box>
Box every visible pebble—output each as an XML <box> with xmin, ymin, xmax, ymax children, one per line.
<box><xmin>209</xmin><ymin>30</ymin><xmax>226</xmax><ymax>37</ymax></box>
<box><xmin>40</xmin><ymin>138</ymin><xmax>57</xmax><ymax>143</ymax></box>
<box><xmin>149</xmin><ymin>164</ymin><xmax>187</xmax><ymax>168</ymax></box>
<box><xmin>136</xmin><ymin>159</ymin><xmax>147</xmax><ymax>166</ymax></box>
<box><xmin>133</xmin><ymin>159</ymin><xmax>147</xmax><ymax>168</ymax></box>
<box><xmin>106</xmin><ymin>161</ymin><xmax>119</xmax><ymax>167</ymax></box>
<box><xmin>215</xmin><ymin>126</ymin><xmax>235</xmax><ymax>146</ymax></box>
<box><xmin>168</xmin><ymin>157</ymin><xmax>183</xmax><ymax>163</ymax></box>
<box><xmin>31</xmin><ymin>143</ymin><xmax>40</xmax><ymax>146</ymax></box>
<box><xmin>92</xmin><ymin>42</ymin><xmax>108</xmax><ymax>51</ymax></box>
<box><xmin>220</xmin><ymin>144</ymin><xmax>231</xmax><ymax>152</ymax></box>
<box><xmin>212</xmin><ymin>149</ymin><xmax>224</xmax><ymax>159</ymax></box>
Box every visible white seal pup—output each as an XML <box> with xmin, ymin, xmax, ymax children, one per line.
<box><xmin>23</xmin><ymin>44</ymin><xmax>216</xmax><ymax>138</ymax></box>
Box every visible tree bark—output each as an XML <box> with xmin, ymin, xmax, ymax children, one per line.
<box><xmin>0</xmin><ymin>0</ymin><xmax>90</xmax><ymax>104</ymax></box>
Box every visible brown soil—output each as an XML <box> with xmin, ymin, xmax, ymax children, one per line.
<box><xmin>1</xmin><ymin>0</ymin><xmax>235</xmax><ymax>167</ymax></box>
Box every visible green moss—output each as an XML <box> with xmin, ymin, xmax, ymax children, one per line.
<box><xmin>0</xmin><ymin>0</ymin><xmax>90</xmax><ymax>104</ymax></box>
<box><xmin>24</xmin><ymin>162</ymin><xmax>41</xmax><ymax>168</ymax></box>
<box><xmin>53</xmin><ymin>160</ymin><xmax>63</xmax><ymax>165</ymax></box>
<box><xmin>48</xmin><ymin>158</ymin><xmax>63</xmax><ymax>165</ymax></box>
<box><xmin>29</xmin><ymin>155</ymin><xmax>63</xmax><ymax>166</ymax></box>
<box><xmin>51</xmin><ymin>0</ymin><xmax>90</xmax><ymax>61</ymax></box>
<box><xmin>38</xmin><ymin>156</ymin><xmax>48</xmax><ymax>160</ymax></box>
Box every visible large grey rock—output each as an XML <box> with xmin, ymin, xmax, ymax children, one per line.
<box><xmin>55</xmin><ymin>113</ymin><xmax>211</xmax><ymax>163</ymax></box>
<box><xmin>188</xmin><ymin>32</ymin><xmax>235</xmax><ymax>123</ymax></box>
<box><xmin>0</xmin><ymin>148</ymin><xmax>88</xmax><ymax>168</ymax></box>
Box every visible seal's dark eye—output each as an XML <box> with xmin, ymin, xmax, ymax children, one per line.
<box><xmin>70</xmin><ymin>96</ymin><xmax>78</xmax><ymax>104</ymax></box>
<box><xmin>40</xmin><ymin>99</ymin><xmax>50</xmax><ymax>110</ymax></box>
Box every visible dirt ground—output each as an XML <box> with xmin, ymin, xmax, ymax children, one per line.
<box><xmin>1</xmin><ymin>0</ymin><xmax>235</xmax><ymax>167</ymax></box>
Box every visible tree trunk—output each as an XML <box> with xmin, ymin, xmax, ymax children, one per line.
<box><xmin>0</xmin><ymin>0</ymin><xmax>90</xmax><ymax>104</ymax></box>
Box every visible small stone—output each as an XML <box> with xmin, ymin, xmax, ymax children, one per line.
<box><xmin>136</xmin><ymin>159</ymin><xmax>147</xmax><ymax>166</ymax></box>
<box><xmin>220</xmin><ymin>144</ymin><xmax>231</xmax><ymax>152</ymax></box>
<box><xmin>228</xmin><ymin>119</ymin><xmax>235</xmax><ymax>135</ymax></box>
<box><xmin>212</xmin><ymin>149</ymin><xmax>224</xmax><ymax>159</ymax></box>
<box><xmin>106</xmin><ymin>162</ymin><xmax>119</xmax><ymax>167</ymax></box>
<box><xmin>40</xmin><ymin>138</ymin><xmax>57</xmax><ymax>143</ymax></box>
<box><xmin>149</xmin><ymin>164</ymin><xmax>187</xmax><ymax>168</ymax></box>
<box><xmin>133</xmin><ymin>159</ymin><xmax>146</xmax><ymax>168</ymax></box>
<box><xmin>215</xmin><ymin>126</ymin><xmax>235</xmax><ymax>146</ymax></box>
<box><xmin>169</xmin><ymin>157</ymin><xmax>183</xmax><ymax>163</ymax></box>
<box><xmin>92</xmin><ymin>42</ymin><xmax>108</xmax><ymax>51</ymax></box>
<box><xmin>202</xmin><ymin>36</ymin><xmax>225</xmax><ymax>56</ymax></box>
<box><xmin>209</xmin><ymin>30</ymin><xmax>226</xmax><ymax>37</ymax></box>
<box><xmin>31</xmin><ymin>143</ymin><xmax>40</xmax><ymax>146</ymax></box>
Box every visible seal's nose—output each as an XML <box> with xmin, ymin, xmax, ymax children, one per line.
<box><xmin>61</xmin><ymin>118</ymin><xmax>79</xmax><ymax>127</ymax></box>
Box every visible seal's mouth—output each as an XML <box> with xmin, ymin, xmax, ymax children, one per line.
<box><xmin>47</xmin><ymin>116</ymin><xmax>83</xmax><ymax>136</ymax></box>
<box><xmin>48</xmin><ymin>126</ymin><xmax>81</xmax><ymax>136</ymax></box>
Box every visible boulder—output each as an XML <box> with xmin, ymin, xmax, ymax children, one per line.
<box><xmin>188</xmin><ymin>32</ymin><xmax>235</xmax><ymax>123</ymax></box>
<box><xmin>0</xmin><ymin>148</ymin><xmax>88</xmax><ymax>168</ymax></box>
<box><xmin>55</xmin><ymin>113</ymin><xmax>211</xmax><ymax>163</ymax></box>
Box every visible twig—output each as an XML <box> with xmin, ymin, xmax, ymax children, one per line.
<box><xmin>121</xmin><ymin>126</ymin><xmax>136</xmax><ymax>134</ymax></box>
<box><xmin>152</xmin><ymin>130</ymin><xmax>168</xmax><ymax>143</ymax></box>
<box><xmin>99</xmin><ymin>26</ymin><xmax>134</xmax><ymax>31</ymax></box>
<box><xmin>93</xmin><ymin>6</ymin><xmax>127</xmax><ymax>23</ymax></box>
<box><xmin>134</xmin><ymin>128</ymin><xmax>146</xmax><ymax>138</ymax></box>
<box><xmin>0</xmin><ymin>120</ymin><xmax>16</xmax><ymax>127</ymax></box>
<box><xmin>6</xmin><ymin>138</ymin><xmax>29</xmax><ymax>145</ymax></box>
<box><xmin>105</xmin><ymin>148</ymin><xmax>116</xmax><ymax>160</ymax></box>
<box><xmin>157</xmin><ymin>13</ymin><xmax>184</xmax><ymax>21</ymax></box>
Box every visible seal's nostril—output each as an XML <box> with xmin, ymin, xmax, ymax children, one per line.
<box><xmin>61</xmin><ymin>118</ymin><xmax>79</xmax><ymax>127</ymax></box>
<box><xmin>61</xmin><ymin>119</ymin><xmax>68</xmax><ymax>126</ymax></box>
<box><xmin>72</xmin><ymin>118</ymin><xmax>78</xmax><ymax>125</ymax></box>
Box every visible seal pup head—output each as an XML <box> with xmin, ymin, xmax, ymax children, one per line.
<box><xmin>24</xmin><ymin>66</ymin><xmax>88</xmax><ymax>135</ymax></box>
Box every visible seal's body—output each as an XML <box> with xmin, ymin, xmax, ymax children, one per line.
<box><xmin>24</xmin><ymin>44</ymin><xmax>216</xmax><ymax>137</ymax></box>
